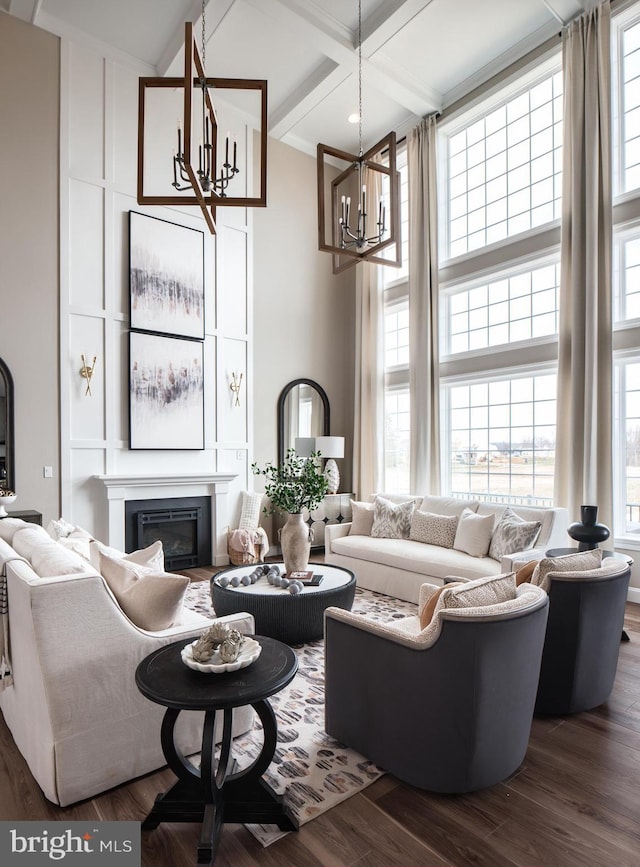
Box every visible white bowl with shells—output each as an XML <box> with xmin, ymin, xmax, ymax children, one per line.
<box><xmin>181</xmin><ymin>636</ymin><xmax>261</xmax><ymax>673</ymax></box>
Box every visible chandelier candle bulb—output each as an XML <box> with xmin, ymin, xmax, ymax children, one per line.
<box><xmin>233</xmin><ymin>137</ymin><xmax>238</xmax><ymax>171</ymax></box>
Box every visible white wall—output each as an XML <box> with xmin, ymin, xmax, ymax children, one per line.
<box><xmin>59</xmin><ymin>37</ymin><xmax>256</xmax><ymax>543</ymax></box>
<box><xmin>253</xmin><ymin>138</ymin><xmax>356</xmax><ymax>540</ymax></box>
<box><xmin>0</xmin><ymin>14</ymin><xmax>60</xmax><ymax>523</ymax></box>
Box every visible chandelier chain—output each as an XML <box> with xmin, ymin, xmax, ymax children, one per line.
<box><xmin>358</xmin><ymin>0</ymin><xmax>362</xmax><ymax>157</ymax></box>
<box><xmin>201</xmin><ymin>0</ymin><xmax>206</xmax><ymax>73</ymax></box>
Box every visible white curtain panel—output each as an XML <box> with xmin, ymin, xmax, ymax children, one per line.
<box><xmin>554</xmin><ymin>0</ymin><xmax>613</xmax><ymax>534</ymax></box>
<box><xmin>408</xmin><ymin>114</ymin><xmax>441</xmax><ymax>494</ymax></box>
<box><xmin>353</xmin><ymin>262</ymin><xmax>384</xmax><ymax>499</ymax></box>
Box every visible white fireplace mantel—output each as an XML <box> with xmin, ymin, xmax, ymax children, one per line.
<box><xmin>94</xmin><ymin>472</ymin><xmax>238</xmax><ymax>566</ymax></box>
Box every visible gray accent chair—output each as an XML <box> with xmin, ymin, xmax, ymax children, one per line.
<box><xmin>324</xmin><ymin>584</ymin><xmax>549</xmax><ymax>793</ymax></box>
<box><xmin>534</xmin><ymin>560</ymin><xmax>631</xmax><ymax>715</ymax></box>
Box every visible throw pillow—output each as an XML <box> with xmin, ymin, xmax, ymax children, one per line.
<box><xmin>99</xmin><ymin>551</ymin><xmax>189</xmax><ymax>631</ymax></box>
<box><xmin>89</xmin><ymin>539</ymin><xmax>165</xmax><ymax>573</ymax></box>
<box><xmin>349</xmin><ymin>500</ymin><xmax>375</xmax><ymax>536</ymax></box>
<box><xmin>515</xmin><ymin>560</ymin><xmax>538</xmax><ymax>586</ymax></box>
<box><xmin>488</xmin><ymin>507</ymin><xmax>541</xmax><ymax>562</ymax></box>
<box><xmin>239</xmin><ymin>491</ymin><xmax>263</xmax><ymax>530</ymax></box>
<box><xmin>57</xmin><ymin>527</ymin><xmax>94</xmax><ymax>562</ymax></box>
<box><xmin>46</xmin><ymin>517</ymin><xmax>77</xmax><ymax>540</ymax></box>
<box><xmin>371</xmin><ymin>496</ymin><xmax>416</xmax><ymax>539</ymax></box>
<box><xmin>442</xmin><ymin>572</ymin><xmax>517</xmax><ymax>610</ymax></box>
<box><xmin>410</xmin><ymin>510</ymin><xmax>458</xmax><ymax>548</ymax></box>
<box><xmin>453</xmin><ymin>508</ymin><xmax>495</xmax><ymax>557</ymax></box>
<box><xmin>531</xmin><ymin>549</ymin><xmax>603</xmax><ymax>593</ymax></box>
<box><xmin>419</xmin><ymin>582</ymin><xmax>462</xmax><ymax>630</ymax></box>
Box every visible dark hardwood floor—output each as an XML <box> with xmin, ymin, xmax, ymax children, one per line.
<box><xmin>1</xmin><ymin>565</ymin><xmax>640</xmax><ymax>866</ymax></box>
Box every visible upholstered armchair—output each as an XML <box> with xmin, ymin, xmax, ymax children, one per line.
<box><xmin>324</xmin><ymin>578</ymin><xmax>549</xmax><ymax>793</ymax></box>
<box><xmin>534</xmin><ymin>559</ymin><xmax>631</xmax><ymax>715</ymax></box>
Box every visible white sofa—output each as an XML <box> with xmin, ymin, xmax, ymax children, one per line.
<box><xmin>0</xmin><ymin>519</ymin><xmax>254</xmax><ymax>807</ymax></box>
<box><xmin>325</xmin><ymin>495</ymin><xmax>570</xmax><ymax>603</ymax></box>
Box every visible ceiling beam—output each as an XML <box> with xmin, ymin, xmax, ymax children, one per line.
<box><xmin>9</xmin><ymin>0</ymin><xmax>41</xmax><ymax>24</ymax></box>
<box><xmin>269</xmin><ymin>58</ymin><xmax>350</xmax><ymax>139</ymax></box>
<box><xmin>156</xmin><ymin>0</ymin><xmax>236</xmax><ymax>76</ymax></box>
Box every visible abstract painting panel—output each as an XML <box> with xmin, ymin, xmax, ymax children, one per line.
<box><xmin>129</xmin><ymin>331</ymin><xmax>204</xmax><ymax>450</ymax></box>
<box><xmin>129</xmin><ymin>211</ymin><xmax>205</xmax><ymax>340</ymax></box>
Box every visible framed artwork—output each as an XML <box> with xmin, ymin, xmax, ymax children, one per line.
<box><xmin>129</xmin><ymin>331</ymin><xmax>204</xmax><ymax>450</ymax></box>
<box><xmin>129</xmin><ymin>211</ymin><xmax>205</xmax><ymax>340</ymax></box>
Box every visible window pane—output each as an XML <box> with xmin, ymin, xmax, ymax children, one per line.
<box><xmin>615</xmin><ymin>232</ymin><xmax>640</xmax><ymax>322</ymax></box>
<box><xmin>384</xmin><ymin>388</ymin><xmax>410</xmax><ymax>493</ymax></box>
<box><xmin>622</xmin><ymin>21</ymin><xmax>640</xmax><ymax>192</ymax></box>
<box><xmin>445</xmin><ymin>70</ymin><xmax>562</xmax><ymax>258</ymax></box>
<box><xmin>443</xmin><ymin>261</ymin><xmax>560</xmax><ymax>354</ymax></box>
<box><xmin>615</xmin><ymin>359</ymin><xmax>640</xmax><ymax>535</ymax></box>
<box><xmin>446</xmin><ymin>372</ymin><xmax>556</xmax><ymax>506</ymax></box>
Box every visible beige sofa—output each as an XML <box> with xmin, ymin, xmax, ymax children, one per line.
<box><xmin>325</xmin><ymin>495</ymin><xmax>570</xmax><ymax>603</ymax></box>
<box><xmin>0</xmin><ymin>519</ymin><xmax>254</xmax><ymax>806</ymax></box>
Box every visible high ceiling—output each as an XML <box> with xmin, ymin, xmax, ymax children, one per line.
<box><xmin>3</xmin><ymin>0</ymin><xmax>596</xmax><ymax>155</ymax></box>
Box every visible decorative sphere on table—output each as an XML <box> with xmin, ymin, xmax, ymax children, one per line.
<box><xmin>230</xmin><ymin>575</ymin><xmax>241</xmax><ymax>587</ymax></box>
<box><xmin>217</xmin><ymin>575</ymin><xmax>230</xmax><ymax>588</ymax></box>
<box><xmin>241</xmin><ymin>575</ymin><xmax>252</xmax><ymax>586</ymax></box>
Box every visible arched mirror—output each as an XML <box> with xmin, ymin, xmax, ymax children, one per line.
<box><xmin>277</xmin><ymin>379</ymin><xmax>330</xmax><ymax>466</ymax></box>
<box><xmin>0</xmin><ymin>357</ymin><xmax>15</xmax><ymax>492</ymax></box>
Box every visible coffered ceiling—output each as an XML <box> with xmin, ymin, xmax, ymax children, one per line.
<box><xmin>3</xmin><ymin>0</ymin><xmax>597</xmax><ymax>155</ymax></box>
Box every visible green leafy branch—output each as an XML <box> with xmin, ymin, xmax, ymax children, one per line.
<box><xmin>252</xmin><ymin>448</ymin><xmax>328</xmax><ymax>514</ymax></box>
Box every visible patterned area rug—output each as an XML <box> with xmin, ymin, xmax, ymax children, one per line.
<box><xmin>183</xmin><ymin>580</ymin><xmax>417</xmax><ymax>846</ymax></box>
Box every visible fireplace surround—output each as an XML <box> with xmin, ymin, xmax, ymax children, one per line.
<box><xmin>95</xmin><ymin>472</ymin><xmax>237</xmax><ymax>566</ymax></box>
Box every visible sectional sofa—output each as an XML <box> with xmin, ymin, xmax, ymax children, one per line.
<box><xmin>325</xmin><ymin>494</ymin><xmax>570</xmax><ymax>603</ymax></box>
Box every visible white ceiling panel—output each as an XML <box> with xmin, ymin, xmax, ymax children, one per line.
<box><xmin>3</xmin><ymin>0</ymin><xmax>607</xmax><ymax>156</ymax></box>
<box><xmin>376</xmin><ymin>0</ymin><xmax>557</xmax><ymax>97</ymax></box>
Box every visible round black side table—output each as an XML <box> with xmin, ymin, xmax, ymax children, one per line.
<box><xmin>135</xmin><ymin>635</ymin><xmax>298</xmax><ymax>865</ymax></box>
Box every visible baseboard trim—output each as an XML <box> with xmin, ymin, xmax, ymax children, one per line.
<box><xmin>628</xmin><ymin>586</ymin><xmax>640</xmax><ymax>604</ymax></box>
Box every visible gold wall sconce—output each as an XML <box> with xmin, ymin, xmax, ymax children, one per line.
<box><xmin>80</xmin><ymin>354</ymin><xmax>97</xmax><ymax>396</ymax></box>
<box><xmin>230</xmin><ymin>371</ymin><xmax>243</xmax><ymax>406</ymax></box>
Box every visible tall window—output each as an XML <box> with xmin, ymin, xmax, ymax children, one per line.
<box><xmin>613</xmin><ymin>5</ymin><xmax>640</xmax><ymax>541</ymax></box>
<box><xmin>439</xmin><ymin>56</ymin><xmax>562</xmax><ymax>505</ymax></box>
<box><xmin>382</xmin><ymin>147</ymin><xmax>410</xmax><ymax>491</ymax></box>
<box><xmin>447</xmin><ymin>73</ymin><xmax>562</xmax><ymax>258</ymax></box>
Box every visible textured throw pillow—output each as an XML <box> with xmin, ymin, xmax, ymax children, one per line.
<box><xmin>410</xmin><ymin>510</ymin><xmax>458</xmax><ymax>548</ymax></box>
<box><xmin>349</xmin><ymin>500</ymin><xmax>375</xmax><ymax>536</ymax></box>
<box><xmin>442</xmin><ymin>572</ymin><xmax>517</xmax><ymax>610</ymax></box>
<box><xmin>488</xmin><ymin>507</ymin><xmax>541</xmax><ymax>562</ymax></box>
<box><xmin>419</xmin><ymin>582</ymin><xmax>462</xmax><ymax>630</ymax></box>
<box><xmin>453</xmin><ymin>508</ymin><xmax>495</xmax><ymax>557</ymax></box>
<box><xmin>239</xmin><ymin>491</ymin><xmax>263</xmax><ymax>530</ymax></box>
<box><xmin>89</xmin><ymin>539</ymin><xmax>164</xmax><ymax>572</ymax></box>
<box><xmin>371</xmin><ymin>496</ymin><xmax>416</xmax><ymax>539</ymax></box>
<box><xmin>99</xmin><ymin>551</ymin><xmax>188</xmax><ymax>631</ymax></box>
<box><xmin>57</xmin><ymin>527</ymin><xmax>94</xmax><ymax>562</ymax></box>
<box><xmin>531</xmin><ymin>549</ymin><xmax>603</xmax><ymax>593</ymax></box>
<box><xmin>515</xmin><ymin>560</ymin><xmax>538</xmax><ymax>586</ymax></box>
<box><xmin>46</xmin><ymin>517</ymin><xmax>77</xmax><ymax>540</ymax></box>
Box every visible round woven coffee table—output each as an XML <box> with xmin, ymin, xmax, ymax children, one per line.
<box><xmin>210</xmin><ymin>563</ymin><xmax>356</xmax><ymax>644</ymax></box>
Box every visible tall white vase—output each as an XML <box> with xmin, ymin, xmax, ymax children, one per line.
<box><xmin>278</xmin><ymin>512</ymin><xmax>313</xmax><ymax>573</ymax></box>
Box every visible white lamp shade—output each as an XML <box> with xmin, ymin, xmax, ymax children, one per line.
<box><xmin>314</xmin><ymin>436</ymin><xmax>344</xmax><ymax>459</ymax></box>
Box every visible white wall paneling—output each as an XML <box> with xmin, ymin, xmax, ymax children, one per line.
<box><xmin>68</xmin><ymin>179</ymin><xmax>104</xmax><ymax>310</ymax></box>
<box><xmin>221</xmin><ymin>338</ymin><xmax>248</xmax><ymax>444</ymax></box>
<box><xmin>69</xmin><ymin>313</ymin><xmax>105</xmax><ymax>442</ymax></box>
<box><xmin>68</xmin><ymin>42</ymin><xmax>105</xmax><ymax>181</ymax></box>
<box><xmin>61</xmin><ymin>37</ymin><xmax>253</xmax><ymax>555</ymax></box>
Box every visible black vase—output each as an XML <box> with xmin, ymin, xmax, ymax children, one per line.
<box><xmin>567</xmin><ymin>505</ymin><xmax>610</xmax><ymax>551</ymax></box>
